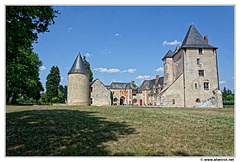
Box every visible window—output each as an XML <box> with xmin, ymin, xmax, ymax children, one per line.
<box><xmin>198</xmin><ymin>70</ymin><xmax>204</xmax><ymax>77</ymax></box>
<box><xmin>204</xmin><ymin>82</ymin><xmax>209</xmax><ymax>90</ymax></box>
<box><xmin>91</xmin><ymin>98</ymin><xmax>93</xmax><ymax>104</ymax></box>
<box><xmin>195</xmin><ymin>83</ymin><xmax>198</xmax><ymax>89</ymax></box>
<box><xmin>197</xmin><ymin>58</ymin><xmax>200</xmax><ymax>65</ymax></box>
<box><xmin>173</xmin><ymin>99</ymin><xmax>175</xmax><ymax>105</ymax></box>
<box><xmin>199</xmin><ymin>48</ymin><xmax>203</xmax><ymax>54</ymax></box>
<box><xmin>90</xmin><ymin>87</ymin><xmax>93</xmax><ymax>92</ymax></box>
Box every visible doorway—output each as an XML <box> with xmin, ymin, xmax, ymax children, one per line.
<box><xmin>120</xmin><ymin>96</ymin><xmax>125</xmax><ymax>105</ymax></box>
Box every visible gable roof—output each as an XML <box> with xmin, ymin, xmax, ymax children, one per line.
<box><xmin>138</xmin><ymin>77</ymin><xmax>164</xmax><ymax>92</ymax></box>
<box><xmin>162</xmin><ymin>50</ymin><xmax>174</xmax><ymax>60</ymax></box>
<box><xmin>181</xmin><ymin>24</ymin><xmax>217</xmax><ymax>49</ymax></box>
<box><xmin>109</xmin><ymin>82</ymin><xmax>136</xmax><ymax>90</ymax></box>
<box><xmin>68</xmin><ymin>53</ymin><xmax>88</xmax><ymax>74</ymax></box>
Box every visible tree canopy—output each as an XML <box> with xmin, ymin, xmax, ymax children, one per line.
<box><xmin>46</xmin><ymin>66</ymin><xmax>61</xmax><ymax>102</ymax></box>
<box><xmin>6</xmin><ymin>6</ymin><xmax>59</xmax><ymax>104</ymax></box>
<box><xmin>83</xmin><ymin>56</ymin><xmax>93</xmax><ymax>82</ymax></box>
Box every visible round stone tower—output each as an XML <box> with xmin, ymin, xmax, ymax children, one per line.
<box><xmin>67</xmin><ymin>53</ymin><xmax>89</xmax><ymax>106</ymax></box>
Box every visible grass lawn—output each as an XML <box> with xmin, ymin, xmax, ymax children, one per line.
<box><xmin>6</xmin><ymin>105</ymin><xmax>234</xmax><ymax>156</ymax></box>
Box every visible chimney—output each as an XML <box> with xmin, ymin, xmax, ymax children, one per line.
<box><xmin>155</xmin><ymin>75</ymin><xmax>159</xmax><ymax>84</ymax></box>
<box><xmin>204</xmin><ymin>36</ymin><xmax>209</xmax><ymax>44</ymax></box>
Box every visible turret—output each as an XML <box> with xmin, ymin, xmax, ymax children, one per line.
<box><xmin>67</xmin><ymin>53</ymin><xmax>89</xmax><ymax>106</ymax></box>
<box><xmin>162</xmin><ymin>50</ymin><xmax>174</xmax><ymax>85</ymax></box>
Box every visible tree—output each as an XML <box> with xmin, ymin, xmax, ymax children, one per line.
<box><xmin>6</xmin><ymin>6</ymin><xmax>59</xmax><ymax>104</ymax></box>
<box><xmin>110</xmin><ymin>92</ymin><xmax>113</xmax><ymax>105</ymax></box>
<box><xmin>6</xmin><ymin>49</ymin><xmax>44</xmax><ymax>103</ymax></box>
<box><xmin>222</xmin><ymin>87</ymin><xmax>234</xmax><ymax>105</ymax></box>
<box><xmin>58</xmin><ymin>85</ymin><xmax>67</xmax><ymax>103</ymax></box>
<box><xmin>46</xmin><ymin>66</ymin><xmax>61</xmax><ymax>102</ymax></box>
<box><xmin>83</xmin><ymin>56</ymin><xmax>93</xmax><ymax>82</ymax></box>
<box><xmin>131</xmin><ymin>81</ymin><xmax>138</xmax><ymax>89</ymax></box>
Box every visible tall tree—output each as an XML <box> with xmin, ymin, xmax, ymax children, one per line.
<box><xmin>46</xmin><ymin>66</ymin><xmax>61</xmax><ymax>102</ymax></box>
<box><xmin>58</xmin><ymin>85</ymin><xmax>67</xmax><ymax>103</ymax></box>
<box><xmin>6</xmin><ymin>49</ymin><xmax>44</xmax><ymax>103</ymax></box>
<box><xmin>83</xmin><ymin>56</ymin><xmax>93</xmax><ymax>82</ymax></box>
<box><xmin>6</xmin><ymin>6</ymin><xmax>59</xmax><ymax>104</ymax></box>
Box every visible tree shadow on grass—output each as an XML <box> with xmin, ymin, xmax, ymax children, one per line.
<box><xmin>6</xmin><ymin>109</ymin><xmax>135</xmax><ymax>156</ymax></box>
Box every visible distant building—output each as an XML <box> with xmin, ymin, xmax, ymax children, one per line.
<box><xmin>67</xmin><ymin>25</ymin><xmax>223</xmax><ymax>108</ymax></box>
<box><xmin>90</xmin><ymin>79</ymin><xmax>111</xmax><ymax>106</ymax></box>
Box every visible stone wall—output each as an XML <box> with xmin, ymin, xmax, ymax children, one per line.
<box><xmin>184</xmin><ymin>48</ymin><xmax>221</xmax><ymax>107</ymax></box>
<box><xmin>90</xmin><ymin>79</ymin><xmax>111</xmax><ymax>106</ymax></box>
<box><xmin>160</xmin><ymin>74</ymin><xmax>185</xmax><ymax>107</ymax></box>
<box><xmin>67</xmin><ymin>73</ymin><xmax>89</xmax><ymax>106</ymax></box>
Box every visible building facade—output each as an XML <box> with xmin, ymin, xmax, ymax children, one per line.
<box><xmin>67</xmin><ymin>25</ymin><xmax>223</xmax><ymax>108</ymax></box>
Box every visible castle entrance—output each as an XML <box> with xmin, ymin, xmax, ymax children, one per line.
<box><xmin>120</xmin><ymin>96</ymin><xmax>125</xmax><ymax>105</ymax></box>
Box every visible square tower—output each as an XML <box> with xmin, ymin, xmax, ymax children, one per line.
<box><xmin>181</xmin><ymin>25</ymin><xmax>222</xmax><ymax>107</ymax></box>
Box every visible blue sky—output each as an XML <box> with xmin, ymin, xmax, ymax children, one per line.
<box><xmin>32</xmin><ymin>6</ymin><xmax>234</xmax><ymax>91</ymax></box>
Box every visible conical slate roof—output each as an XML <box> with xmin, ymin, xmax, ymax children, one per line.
<box><xmin>181</xmin><ymin>24</ymin><xmax>217</xmax><ymax>49</ymax></box>
<box><xmin>68</xmin><ymin>53</ymin><xmax>88</xmax><ymax>74</ymax></box>
<box><xmin>162</xmin><ymin>50</ymin><xmax>174</xmax><ymax>60</ymax></box>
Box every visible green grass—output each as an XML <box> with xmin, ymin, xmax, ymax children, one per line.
<box><xmin>6</xmin><ymin>105</ymin><xmax>234</xmax><ymax>156</ymax></box>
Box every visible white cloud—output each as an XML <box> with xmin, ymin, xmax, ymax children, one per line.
<box><xmin>94</xmin><ymin>67</ymin><xmax>136</xmax><ymax>73</ymax></box>
<box><xmin>155</xmin><ymin>67</ymin><xmax>164</xmax><ymax>72</ymax></box>
<box><xmin>85</xmin><ymin>52</ymin><xmax>93</xmax><ymax>57</ymax></box>
<box><xmin>61</xmin><ymin>77</ymin><xmax>64</xmax><ymax>80</ymax></box>
<box><xmin>136</xmin><ymin>75</ymin><xmax>154</xmax><ymax>80</ymax></box>
<box><xmin>219</xmin><ymin>81</ymin><xmax>226</xmax><ymax>84</ymax></box>
<box><xmin>114</xmin><ymin>33</ymin><xmax>121</xmax><ymax>37</ymax></box>
<box><xmin>112</xmin><ymin>79</ymin><xmax>122</xmax><ymax>82</ymax></box>
<box><xmin>39</xmin><ymin>66</ymin><xmax>46</xmax><ymax>71</ymax></box>
<box><xmin>68</xmin><ymin>27</ymin><xmax>73</xmax><ymax>30</ymax></box>
<box><xmin>94</xmin><ymin>68</ymin><xmax>121</xmax><ymax>73</ymax></box>
<box><xmin>163</xmin><ymin>40</ymin><xmax>181</xmax><ymax>46</ymax></box>
<box><xmin>121</xmin><ymin>69</ymin><xmax>137</xmax><ymax>73</ymax></box>
<box><xmin>127</xmin><ymin>69</ymin><xmax>137</xmax><ymax>73</ymax></box>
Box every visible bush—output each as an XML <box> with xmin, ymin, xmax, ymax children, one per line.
<box><xmin>223</xmin><ymin>100</ymin><xmax>234</xmax><ymax>105</ymax></box>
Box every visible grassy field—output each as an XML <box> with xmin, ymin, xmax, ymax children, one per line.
<box><xmin>6</xmin><ymin>105</ymin><xmax>234</xmax><ymax>156</ymax></box>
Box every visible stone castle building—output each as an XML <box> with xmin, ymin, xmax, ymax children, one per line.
<box><xmin>67</xmin><ymin>25</ymin><xmax>223</xmax><ymax>108</ymax></box>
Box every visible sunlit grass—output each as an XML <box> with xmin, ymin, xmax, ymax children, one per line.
<box><xmin>6</xmin><ymin>105</ymin><xmax>234</xmax><ymax>156</ymax></box>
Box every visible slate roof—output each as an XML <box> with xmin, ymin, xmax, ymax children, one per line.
<box><xmin>108</xmin><ymin>82</ymin><xmax>136</xmax><ymax>90</ymax></box>
<box><xmin>162</xmin><ymin>50</ymin><xmax>174</xmax><ymax>60</ymax></box>
<box><xmin>181</xmin><ymin>24</ymin><xmax>217</xmax><ymax>49</ymax></box>
<box><xmin>68</xmin><ymin>53</ymin><xmax>88</xmax><ymax>74</ymax></box>
<box><xmin>138</xmin><ymin>77</ymin><xmax>164</xmax><ymax>92</ymax></box>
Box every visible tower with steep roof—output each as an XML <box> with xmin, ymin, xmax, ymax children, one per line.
<box><xmin>157</xmin><ymin>24</ymin><xmax>222</xmax><ymax>107</ymax></box>
<box><xmin>67</xmin><ymin>53</ymin><xmax>89</xmax><ymax>106</ymax></box>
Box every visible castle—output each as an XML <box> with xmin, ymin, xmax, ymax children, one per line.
<box><xmin>67</xmin><ymin>25</ymin><xmax>223</xmax><ymax>108</ymax></box>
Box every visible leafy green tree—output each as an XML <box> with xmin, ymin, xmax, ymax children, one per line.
<box><xmin>6</xmin><ymin>6</ymin><xmax>59</xmax><ymax>104</ymax></box>
<box><xmin>58</xmin><ymin>85</ymin><xmax>67</xmax><ymax>103</ymax></box>
<box><xmin>222</xmin><ymin>87</ymin><xmax>234</xmax><ymax>105</ymax></box>
<box><xmin>83</xmin><ymin>56</ymin><xmax>93</xmax><ymax>82</ymax></box>
<box><xmin>110</xmin><ymin>92</ymin><xmax>113</xmax><ymax>105</ymax></box>
<box><xmin>46</xmin><ymin>66</ymin><xmax>61</xmax><ymax>102</ymax></box>
<box><xmin>40</xmin><ymin>92</ymin><xmax>48</xmax><ymax>103</ymax></box>
<box><xmin>6</xmin><ymin>49</ymin><xmax>44</xmax><ymax>103</ymax></box>
<box><xmin>131</xmin><ymin>81</ymin><xmax>138</xmax><ymax>89</ymax></box>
